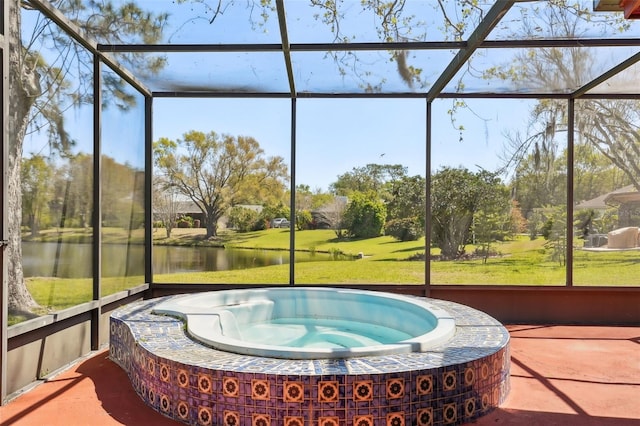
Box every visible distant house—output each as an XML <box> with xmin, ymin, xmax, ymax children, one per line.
<box><xmin>155</xmin><ymin>199</ymin><xmax>264</xmax><ymax>230</ymax></box>
<box><xmin>576</xmin><ymin>185</ymin><xmax>635</xmax><ymax>212</ymax></box>
<box><xmin>174</xmin><ymin>200</ymin><xmax>205</xmax><ymax>228</ymax></box>
<box><xmin>603</xmin><ymin>185</ymin><xmax>640</xmax><ymax>228</ymax></box>
<box><xmin>576</xmin><ymin>185</ymin><xmax>640</xmax><ymax>228</ymax></box>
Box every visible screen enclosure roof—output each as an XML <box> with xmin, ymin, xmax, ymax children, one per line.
<box><xmin>26</xmin><ymin>0</ymin><xmax>640</xmax><ymax>99</ymax></box>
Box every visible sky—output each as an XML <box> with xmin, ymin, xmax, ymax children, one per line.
<box><xmin>152</xmin><ymin>97</ymin><xmax>535</xmax><ymax>191</ymax></box>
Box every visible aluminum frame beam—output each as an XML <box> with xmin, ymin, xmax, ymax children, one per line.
<box><xmin>427</xmin><ymin>0</ymin><xmax>516</xmax><ymax>101</ymax></box>
<box><xmin>0</xmin><ymin>0</ymin><xmax>8</xmax><ymax>405</ymax></box>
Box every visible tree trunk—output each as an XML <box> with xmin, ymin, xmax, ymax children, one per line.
<box><xmin>205</xmin><ymin>215</ymin><xmax>218</xmax><ymax>238</ymax></box>
<box><xmin>7</xmin><ymin>0</ymin><xmax>41</xmax><ymax>312</ymax></box>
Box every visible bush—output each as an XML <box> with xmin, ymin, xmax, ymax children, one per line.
<box><xmin>541</xmin><ymin>217</ymin><xmax>553</xmax><ymax>240</ymax></box>
<box><xmin>342</xmin><ymin>192</ymin><xmax>386</xmax><ymax>238</ymax></box>
<box><xmin>227</xmin><ymin>207</ymin><xmax>260</xmax><ymax>232</ymax></box>
<box><xmin>385</xmin><ymin>217</ymin><xmax>424</xmax><ymax>241</ymax></box>
<box><xmin>176</xmin><ymin>216</ymin><xmax>194</xmax><ymax>228</ymax></box>
<box><xmin>296</xmin><ymin>210</ymin><xmax>313</xmax><ymax>230</ymax></box>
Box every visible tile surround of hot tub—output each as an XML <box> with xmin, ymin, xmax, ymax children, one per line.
<box><xmin>110</xmin><ymin>296</ymin><xmax>510</xmax><ymax>426</ymax></box>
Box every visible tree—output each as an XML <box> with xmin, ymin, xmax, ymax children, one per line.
<box><xmin>386</xmin><ymin>175</ymin><xmax>426</xmax><ymax>222</ymax></box>
<box><xmin>101</xmin><ymin>156</ymin><xmax>144</xmax><ymax>229</ymax></box>
<box><xmin>330</xmin><ymin>164</ymin><xmax>407</xmax><ymax>197</ymax></box>
<box><xmin>153</xmin><ymin>175</ymin><xmax>180</xmax><ymax>238</ymax></box>
<box><xmin>575</xmin><ymin>100</ymin><xmax>640</xmax><ymax>191</ymax></box>
<box><xmin>493</xmin><ymin>2</ymin><xmax>639</xmax><ymax>195</ymax></box>
<box><xmin>510</xmin><ymin>149</ymin><xmax>566</xmax><ymax>217</ymax></box>
<box><xmin>543</xmin><ymin>206</ymin><xmax>568</xmax><ymax>266</ymax></box>
<box><xmin>431</xmin><ymin>167</ymin><xmax>507</xmax><ymax>260</ymax></box>
<box><xmin>386</xmin><ymin>218</ymin><xmax>423</xmax><ymax>242</ymax></box>
<box><xmin>153</xmin><ymin>131</ymin><xmax>288</xmax><ymax>238</ymax></box>
<box><xmin>573</xmin><ymin>141</ymin><xmax>631</xmax><ymax>204</ymax></box>
<box><xmin>314</xmin><ymin>197</ymin><xmax>348</xmax><ymax>238</ymax></box>
<box><xmin>259</xmin><ymin>203</ymin><xmax>290</xmax><ymax>230</ymax></box>
<box><xmin>342</xmin><ymin>192</ymin><xmax>387</xmax><ymax>239</ymax></box>
<box><xmin>66</xmin><ymin>153</ymin><xmax>93</xmax><ymax>229</ymax></box>
<box><xmin>471</xmin><ymin>184</ymin><xmax>511</xmax><ymax>263</ymax></box>
<box><xmin>303</xmin><ymin>0</ymin><xmax>485</xmax><ymax>91</ymax></box>
<box><xmin>384</xmin><ymin>174</ymin><xmax>426</xmax><ymax>241</ymax></box>
<box><xmin>509</xmin><ymin>200</ymin><xmax>528</xmax><ymax>236</ymax></box>
<box><xmin>21</xmin><ymin>155</ymin><xmax>53</xmax><ymax>236</ymax></box>
<box><xmin>7</xmin><ymin>0</ymin><xmax>168</xmax><ymax>313</ymax></box>
<box><xmin>295</xmin><ymin>210</ymin><xmax>313</xmax><ymax>231</ymax></box>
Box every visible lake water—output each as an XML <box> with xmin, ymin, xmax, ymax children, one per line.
<box><xmin>22</xmin><ymin>242</ymin><xmax>337</xmax><ymax>278</ymax></box>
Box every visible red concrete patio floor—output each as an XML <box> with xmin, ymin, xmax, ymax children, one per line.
<box><xmin>0</xmin><ymin>324</ymin><xmax>638</xmax><ymax>426</ymax></box>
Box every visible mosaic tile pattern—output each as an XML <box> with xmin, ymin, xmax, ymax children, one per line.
<box><xmin>110</xmin><ymin>294</ymin><xmax>510</xmax><ymax>426</ymax></box>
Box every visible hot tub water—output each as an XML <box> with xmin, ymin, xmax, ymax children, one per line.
<box><xmin>240</xmin><ymin>317</ymin><xmax>414</xmax><ymax>348</ymax></box>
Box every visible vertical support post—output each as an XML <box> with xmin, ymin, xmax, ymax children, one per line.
<box><xmin>145</xmin><ymin>96</ymin><xmax>153</xmax><ymax>291</ymax></box>
<box><xmin>91</xmin><ymin>55</ymin><xmax>102</xmax><ymax>350</ymax></box>
<box><xmin>566</xmin><ymin>98</ymin><xmax>575</xmax><ymax>287</ymax></box>
<box><xmin>289</xmin><ymin>98</ymin><xmax>296</xmax><ymax>286</ymax></box>
<box><xmin>425</xmin><ymin>99</ymin><xmax>432</xmax><ymax>298</ymax></box>
<box><xmin>0</xmin><ymin>0</ymin><xmax>9</xmax><ymax>404</ymax></box>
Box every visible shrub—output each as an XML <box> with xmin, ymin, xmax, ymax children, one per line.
<box><xmin>342</xmin><ymin>192</ymin><xmax>386</xmax><ymax>238</ymax></box>
<box><xmin>227</xmin><ymin>206</ymin><xmax>260</xmax><ymax>233</ymax></box>
<box><xmin>296</xmin><ymin>210</ymin><xmax>313</xmax><ymax>230</ymax></box>
<box><xmin>176</xmin><ymin>216</ymin><xmax>194</xmax><ymax>228</ymax></box>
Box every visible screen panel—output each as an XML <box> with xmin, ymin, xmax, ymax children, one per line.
<box><xmin>152</xmin><ymin>98</ymin><xmax>291</xmax><ymax>285</ymax></box>
<box><xmin>295</xmin><ymin>98</ymin><xmax>426</xmax><ymax>285</ymax></box>
<box><xmin>10</xmin><ymin>8</ymin><xmax>95</xmax><ymax>323</ymax></box>
<box><xmin>573</xmin><ymin>98</ymin><xmax>640</xmax><ymax>287</ymax></box>
<box><xmin>430</xmin><ymin>98</ymin><xmax>567</xmax><ymax>286</ymax></box>
<box><xmin>101</xmin><ymin>67</ymin><xmax>146</xmax><ymax>295</ymax></box>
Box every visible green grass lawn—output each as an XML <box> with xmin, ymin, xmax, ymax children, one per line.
<box><xmin>18</xmin><ymin>228</ymin><xmax>640</xmax><ymax>322</ymax></box>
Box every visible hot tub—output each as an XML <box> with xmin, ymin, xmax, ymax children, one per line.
<box><xmin>151</xmin><ymin>287</ymin><xmax>456</xmax><ymax>359</ymax></box>
<box><xmin>110</xmin><ymin>288</ymin><xmax>510</xmax><ymax>426</ymax></box>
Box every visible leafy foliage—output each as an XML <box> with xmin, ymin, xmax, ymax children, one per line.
<box><xmin>385</xmin><ymin>217</ymin><xmax>423</xmax><ymax>242</ymax></box>
<box><xmin>431</xmin><ymin>167</ymin><xmax>508</xmax><ymax>260</ymax></box>
<box><xmin>295</xmin><ymin>210</ymin><xmax>313</xmax><ymax>231</ymax></box>
<box><xmin>227</xmin><ymin>206</ymin><xmax>261</xmax><ymax>232</ymax></box>
<box><xmin>543</xmin><ymin>206</ymin><xmax>567</xmax><ymax>266</ymax></box>
<box><xmin>385</xmin><ymin>175</ymin><xmax>426</xmax><ymax>228</ymax></box>
<box><xmin>342</xmin><ymin>192</ymin><xmax>387</xmax><ymax>239</ymax></box>
<box><xmin>330</xmin><ymin>164</ymin><xmax>407</xmax><ymax>197</ymax></box>
<box><xmin>21</xmin><ymin>155</ymin><xmax>53</xmax><ymax>236</ymax></box>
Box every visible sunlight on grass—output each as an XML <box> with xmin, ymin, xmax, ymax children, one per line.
<box><xmin>153</xmin><ymin>260</ymin><xmax>425</xmax><ymax>284</ymax></box>
<box><xmin>20</xmin><ymin>229</ymin><xmax>640</xmax><ymax>316</ymax></box>
<box><xmin>26</xmin><ymin>276</ymin><xmax>146</xmax><ymax>310</ymax></box>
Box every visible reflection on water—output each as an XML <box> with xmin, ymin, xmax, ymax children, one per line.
<box><xmin>22</xmin><ymin>242</ymin><xmax>335</xmax><ymax>278</ymax></box>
